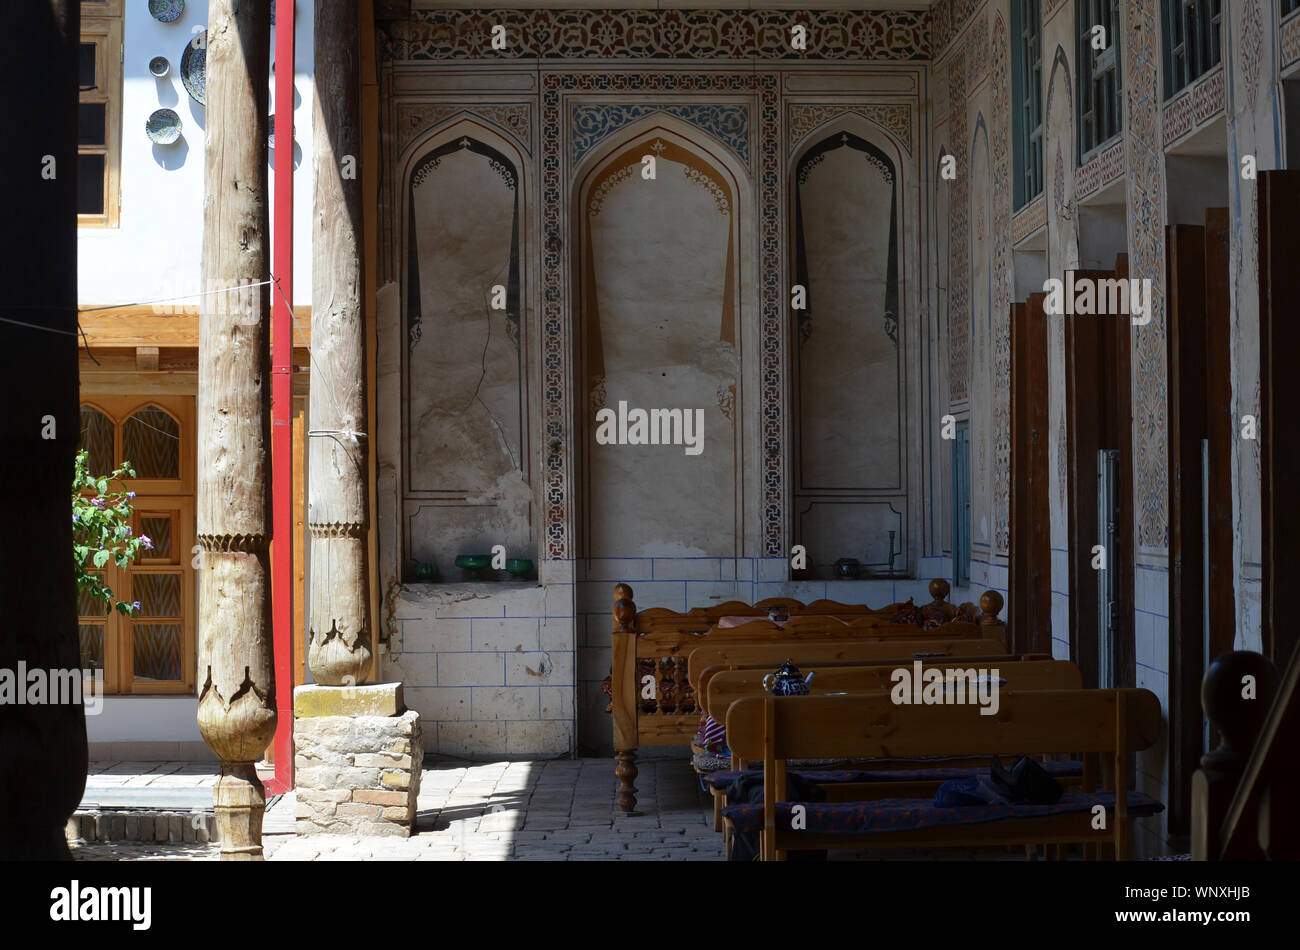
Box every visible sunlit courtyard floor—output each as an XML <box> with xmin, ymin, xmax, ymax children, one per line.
<box><xmin>69</xmin><ymin>757</ymin><xmax>1014</xmax><ymax>861</ymax></box>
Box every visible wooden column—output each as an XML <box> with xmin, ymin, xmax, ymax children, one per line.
<box><xmin>196</xmin><ymin>0</ymin><xmax>276</xmax><ymax>860</ymax></box>
<box><xmin>307</xmin><ymin>0</ymin><xmax>372</xmax><ymax>686</ymax></box>
<box><xmin>0</xmin><ymin>0</ymin><xmax>86</xmax><ymax>860</ymax></box>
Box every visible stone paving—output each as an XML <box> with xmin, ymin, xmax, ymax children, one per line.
<box><xmin>70</xmin><ymin>756</ymin><xmax>722</xmax><ymax>861</ymax></box>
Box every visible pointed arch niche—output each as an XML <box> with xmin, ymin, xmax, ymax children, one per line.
<box><xmin>790</xmin><ymin>119</ymin><xmax>910</xmax><ymax>577</ymax></box>
<box><xmin>575</xmin><ymin>122</ymin><xmax>751</xmax><ymax>557</ymax></box>
<box><xmin>400</xmin><ymin>120</ymin><xmax>535</xmax><ymax>573</ymax></box>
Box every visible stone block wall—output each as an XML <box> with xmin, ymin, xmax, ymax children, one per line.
<box><xmin>294</xmin><ymin>709</ymin><xmax>423</xmax><ymax>836</ymax></box>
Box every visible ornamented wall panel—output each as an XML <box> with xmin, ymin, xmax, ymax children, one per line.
<box><xmin>792</xmin><ymin>130</ymin><xmax>906</xmax><ymax>572</ymax></box>
<box><xmin>403</xmin><ymin>132</ymin><xmax>533</xmax><ymax>570</ymax></box>
<box><xmin>580</xmin><ymin>132</ymin><xmax>741</xmax><ymax>557</ymax></box>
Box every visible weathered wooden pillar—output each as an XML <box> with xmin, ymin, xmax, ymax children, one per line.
<box><xmin>196</xmin><ymin>0</ymin><xmax>276</xmax><ymax>860</ymax></box>
<box><xmin>0</xmin><ymin>0</ymin><xmax>86</xmax><ymax>861</ymax></box>
<box><xmin>307</xmin><ymin>0</ymin><xmax>372</xmax><ymax>687</ymax></box>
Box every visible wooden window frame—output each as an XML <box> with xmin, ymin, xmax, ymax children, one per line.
<box><xmin>1013</xmin><ymin>0</ymin><xmax>1044</xmax><ymax>209</ymax></box>
<box><xmin>78</xmin><ymin>13</ymin><xmax>123</xmax><ymax>229</ymax></box>
<box><xmin>76</xmin><ymin>396</ymin><xmax>196</xmax><ymax>696</ymax></box>
<box><xmin>1163</xmin><ymin>0</ymin><xmax>1223</xmax><ymax>100</ymax></box>
<box><xmin>1077</xmin><ymin>0</ymin><xmax>1123</xmax><ymax>164</ymax></box>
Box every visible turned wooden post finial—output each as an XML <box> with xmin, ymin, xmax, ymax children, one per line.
<box><xmin>1192</xmin><ymin>651</ymin><xmax>1279</xmax><ymax>860</ymax></box>
<box><xmin>979</xmin><ymin>589</ymin><xmax>1004</xmax><ymax>624</ymax></box>
<box><xmin>614</xmin><ymin>584</ymin><xmax>636</xmax><ymax>632</ymax></box>
<box><xmin>929</xmin><ymin>578</ymin><xmax>951</xmax><ymax>604</ymax></box>
<box><xmin>1201</xmin><ymin>651</ymin><xmax>1278</xmax><ymax>772</ymax></box>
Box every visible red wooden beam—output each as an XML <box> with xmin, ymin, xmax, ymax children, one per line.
<box><xmin>267</xmin><ymin>0</ymin><xmax>296</xmax><ymax>797</ymax></box>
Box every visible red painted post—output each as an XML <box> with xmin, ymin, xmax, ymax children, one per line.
<box><xmin>268</xmin><ymin>0</ymin><xmax>296</xmax><ymax>796</ymax></box>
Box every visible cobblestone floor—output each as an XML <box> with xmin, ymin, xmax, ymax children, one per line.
<box><xmin>70</xmin><ymin>757</ymin><xmax>720</xmax><ymax>861</ymax></box>
<box><xmin>69</xmin><ymin>757</ymin><xmax>1009</xmax><ymax>861</ymax></box>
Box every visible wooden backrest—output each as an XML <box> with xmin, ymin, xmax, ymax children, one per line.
<box><xmin>702</xmin><ymin>659</ymin><xmax>1082</xmax><ymax>722</ymax></box>
<box><xmin>686</xmin><ymin>638</ymin><xmax>1008</xmax><ymax>692</ymax></box>
<box><xmin>695</xmin><ymin>652</ymin><xmax>1053</xmax><ymax>711</ymax></box>
<box><xmin>725</xmin><ymin>688</ymin><xmax>1162</xmax><ymax>761</ymax></box>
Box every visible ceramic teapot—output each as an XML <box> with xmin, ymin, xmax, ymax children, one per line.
<box><xmin>763</xmin><ymin>659</ymin><xmax>815</xmax><ymax>696</ymax></box>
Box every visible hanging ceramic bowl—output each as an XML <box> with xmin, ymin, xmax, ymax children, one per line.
<box><xmin>149</xmin><ymin>56</ymin><xmax>170</xmax><ymax>79</ymax></box>
<box><xmin>148</xmin><ymin>0</ymin><xmax>185</xmax><ymax>24</ymax></box>
<box><xmin>180</xmin><ymin>33</ymin><xmax>206</xmax><ymax>105</ymax></box>
<box><xmin>146</xmin><ymin>108</ymin><xmax>183</xmax><ymax>145</ymax></box>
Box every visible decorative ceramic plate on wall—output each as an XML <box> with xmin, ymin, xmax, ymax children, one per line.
<box><xmin>149</xmin><ymin>56</ymin><xmax>170</xmax><ymax>78</ymax></box>
<box><xmin>180</xmin><ymin>33</ymin><xmax>206</xmax><ymax>105</ymax></box>
<box><xmin>148</xmin><ymin>0</ymin><xmax>185</xmax><ymax>24</ymax></box>
<box><xmin>146</xmin><ymin>108</ymin><xmax>183</xmax><ymax>145</ymax></box>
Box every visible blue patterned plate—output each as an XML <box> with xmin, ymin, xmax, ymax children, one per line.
<box><xmin>180</xmin><ymin>32</ymin><xmax>206</xmax><ymax>105</ymax></box>
<box><xmin>146</xmin><ymin>108</ymin><xmax>182</xmax><ymax>145</ymax></box>
<box><xmin>149</xmin><ymin>56</ymin><xmax>170</xmax><ymax>78</ymax></box>
<box><xmin>148</xmin><ymin>0</ymin><xmax>185</xmax><ymax>24</ymax></box>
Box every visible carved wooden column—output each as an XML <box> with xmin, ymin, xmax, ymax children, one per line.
<box><xmin>1191</xmin><ymin>651</ymin><xmax>1278</xmax><ymax>860</ymax></box>
<box><xmin>0</xmin><ymin>0</ymin><xmax>86</xmax><ymax>860</ymax></box>
<box><xmin>196</xmin><ymin>0</ymin><xmax>276</xmax><ymax>860</ymax></box>
<box><xmin>307</xmin><ymin>0</ymin><xmax>371</xmax><ymax>687</ymax></box>
<box><xmin>611</xmin><ymin>584</ymin><xmax>639</xmax><ymax>812</ymax></box>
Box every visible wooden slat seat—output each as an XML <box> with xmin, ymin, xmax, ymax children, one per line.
<box><xmin>724</xmin><ymin>688</ymin><xmax>1163</xmax><ymax>860</ymax></box>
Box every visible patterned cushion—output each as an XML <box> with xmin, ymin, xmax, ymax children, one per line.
<box><xmin>703</xmin><ymin>759</ymin><xmax>1084</xmax><ymax>790</ymax></box>
<box><xmin>722</xmin><ymin>791</ymin><xmax>1164</xmax><ymax>835</ymax></box>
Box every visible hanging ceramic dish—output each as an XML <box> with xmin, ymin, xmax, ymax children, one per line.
<box><xmin>148</xmin><ymin>0</ymin><xmax>185</xmax><ymax>24</ymax></box>
<box><xmin>146</xmin><ymin>108</ymin><xmax>183</xmax><ymax>145</ymax></box>
<box><xmin>267</xmin><ymin>115</ymin><xmax>294</xmax><ymax>149</ymax></box>
<box><xmin>180</xmin><ymin>32</ymin><xmax>206</xmax><ymax>105</ymax></box>
<box><xmin>149</xmin><ymin>56</ymin><xmax>170</xmax><ymax>79</ymax></box>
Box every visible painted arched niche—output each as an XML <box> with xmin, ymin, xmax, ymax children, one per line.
<box><xmin>791</xmin><ymin>127</ymin><xmax>906</xmax><ymax>573</ymax></box>
<box><xmin>578</xmin><ymin>128</ymin><xmax>742</xmax><ymax>557</ymax></box>
<box><xmin>403</xmin><ymin>125</ymin><xmax>532</xmax><ymax>569</ymax></box>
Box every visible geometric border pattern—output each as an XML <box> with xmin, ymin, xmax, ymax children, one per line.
<box><xmin>384</xmin><ymin>9</ymin><xmax>931</xmax><ymax>61</ymax></box>
<box><xmin>1125</xmin><ymin>0</ymin><xmax>1169</xmax><ymax>553</ymax></box>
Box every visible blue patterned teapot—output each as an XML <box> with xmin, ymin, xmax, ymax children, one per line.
<box><xmin>763</xmin><ymin>659</ymin><xmax>815</xmax><ymax>696</ymax></box>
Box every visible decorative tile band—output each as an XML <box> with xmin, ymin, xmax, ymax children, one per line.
<box><xmin>1076</xmin><ymin>139</ymin><xmax>1125</xmax><ymax>200</ymax></box>
<box><xmin>1285</xmin><ymin>9</ymin><xmax>1300</xmax><ymax>70</ymax></box>
<box><xmin>932</xmin><ymin>0</ymin><xmax>985</xmax><ymax>57</ymax></box>
<box><xmin>1011</xmin><ymin>194</ymin><xmax>1046</xmax><ymax>244</ymax></box>
<box><xmin>1162</xmin><ymin>67</ymin><xmax>1224</xmax><ymax>150</ymax></box>
<box><xmin>572</xmin><ymin>103</ymin><xmax>750</xmax><ymax>169</ymax></box>
<box><xmin>381</xmin><ymin>9</ymin><xmax>930</xmax><ymax>61</ymax></box>
<box><xmin>788</xmin><ymin>103</ymin><xmax>912</xmax><ymax>153</ymax></box>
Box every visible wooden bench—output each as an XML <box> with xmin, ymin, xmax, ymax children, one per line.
<box><xmin>701</xmin><ymin>659</ymin><xmax>1082</xmax><ymax>834</ymax></box>
<box><xmin>607</xmin><ymin>579</ymin><xmax>1007</xmax><ymax>812</ymax></box>
<box><xmin>724</xmin><ymin>688</ymin><xmax>1163</xmax><ymax>860</ymax></box>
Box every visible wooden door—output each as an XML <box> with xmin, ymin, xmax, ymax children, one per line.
<box><xmin>1065</xmin><ymin>261</ymin><xmax>1134</xmax><ymax>689</ymax></box>
<box><xmin>1009</xmin><ymin>295</ymin><xmax>1052</xmax><ymax>654</ymax></box>
<box><xmin>1259</xmin><ymin>172</ymin><xmax>1300</xmax><ymax>668</ymax></box>
<box><xmin>1166</xmin><ymin>223</ymin><xmax>1208</xmax><ymax>837</ymax></box>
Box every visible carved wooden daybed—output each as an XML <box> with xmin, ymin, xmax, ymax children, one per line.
<box><xmin>603</xmin><ymin>579</ymin><xmax>1007</xmax><ymax>812</ymax></box>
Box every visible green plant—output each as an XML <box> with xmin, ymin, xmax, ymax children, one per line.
<box><xmin>72</xmin><ymin>449</ymin><xmax>151</xmax><ymax>617</ymax></box>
